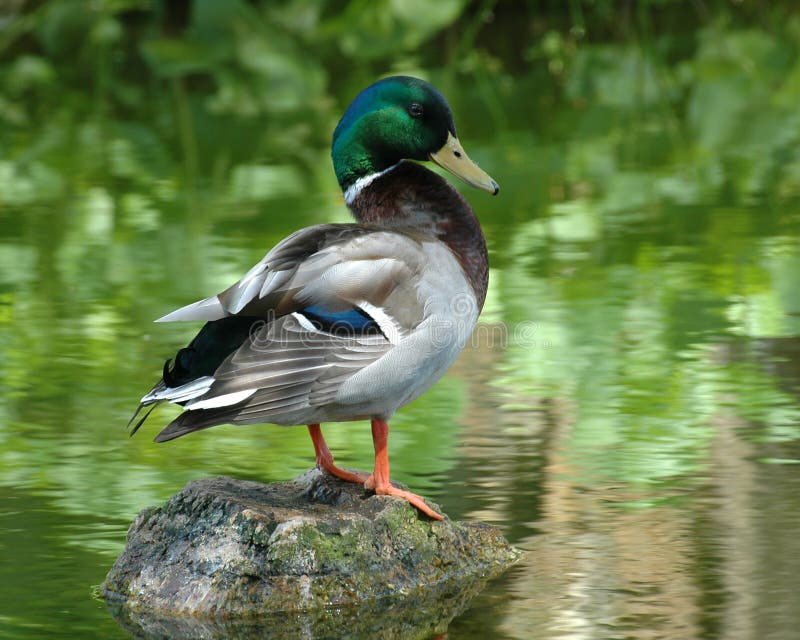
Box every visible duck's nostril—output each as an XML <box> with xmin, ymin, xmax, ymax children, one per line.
<box><xmin>454</xmin><ymin>151</ymin><xmax>462</xmax><ymax>158</ymax></box>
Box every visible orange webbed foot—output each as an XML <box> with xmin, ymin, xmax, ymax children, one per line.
<box><xmin>309</xmin><ymin>421</ymin><xmax>444</xmax><ymax>520</ymax></box>
<box><xmin>365</xmin><ymin>475</ymin><xmax>445</xmax><ymax>520</ymax></box>
<box><xmin>366</xmin><ymin>418</ymin><xmax>445</xmax><ymax>520</ymax></box>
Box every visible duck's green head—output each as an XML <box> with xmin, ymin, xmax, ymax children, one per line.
<box><xmin>332</xmin><ymin>76</ymin><xmax>498</xmax><ymax>197</ymax></box>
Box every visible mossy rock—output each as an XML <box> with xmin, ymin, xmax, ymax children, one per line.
<box><xmin>102</xmin><ymin>470</ymin><xmax>520</xmax><ymax>638</ymax></box>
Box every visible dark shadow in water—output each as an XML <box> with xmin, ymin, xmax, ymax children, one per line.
<box><xmin>106</xmin><ymin>571</ymin><xmax>511</xmax><ymax>640</ymax></box>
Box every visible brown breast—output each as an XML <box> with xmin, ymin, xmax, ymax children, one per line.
<box><xmin>347</xmin><ymin>161</ymin><xmax>489</xmax><ymax>308</ymax></box>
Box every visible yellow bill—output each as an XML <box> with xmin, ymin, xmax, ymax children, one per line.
<box><xmin>429</xmin><ymin>132</ymin><xmax>499</xmax><ymax>195</ymax></box>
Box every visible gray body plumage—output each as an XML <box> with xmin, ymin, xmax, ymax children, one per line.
<box><xmin>138</xmin><ymin>166</ymin><xmax>483</xmax><ymax>443</ymax></box>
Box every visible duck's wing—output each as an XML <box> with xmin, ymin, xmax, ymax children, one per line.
<box><xmin>155</xmin><ymin>223</ymin><xmax>412</xmax><ymax>322</ymax></box>
<box><xmin>135</xmin><ymin>224</ymin><xmax>433</xmax><ymax>441</ymax></box>
<box><xmin>149</xmin><ymin>313</ymin><xmax>393</xmax><ymax>441</ymax></box>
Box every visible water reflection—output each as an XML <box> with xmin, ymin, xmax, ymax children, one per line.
<box><xmin>446</xmin><ymin>334</ymin><xmax>800</xmax><ymax>640</ymax></box>
<box><xmin>4</xmin><ymin>194</ymin><xmax>799</xmax><ymax>638</ymax></box>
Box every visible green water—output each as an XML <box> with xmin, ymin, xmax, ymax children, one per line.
<box><xmin>2</xmin><ymin>3</ymin><xmax>800</xmax><ymax>639</ymax></box>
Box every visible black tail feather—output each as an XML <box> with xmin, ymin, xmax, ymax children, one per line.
<box><xmin>162</xmin><ymin>358</ymin><xmax>176</xmax><ymax>387</ymax></box>
<box><xmin>128</xmin><ymin>403</ymin><xmax>158</xmax><ymax>437</ymax></box>
<box><xmin>126</xmin><ymin>316</ymin><xmax>260</xmax><ymax>441</ymax></box>
<box><xmin>125</xmin><ymin>402</ymin><xmax>146</xmax><ymax>432</ymax></box>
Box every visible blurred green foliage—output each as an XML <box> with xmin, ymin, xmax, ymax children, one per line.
<box><xmin>0</xmin><ymin>0</ymin><xmax>482</xmax><ymax>208</ymax></box>
<box><xmin>4</xmin><ymin>0</ymin><xmax>800</xmax><ymax>211</ymax></box>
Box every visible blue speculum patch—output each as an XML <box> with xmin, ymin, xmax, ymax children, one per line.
<box><xmin>299</xmin><ymin>304</ymin><xmax>383</xmax><ymax>337</ymax></box>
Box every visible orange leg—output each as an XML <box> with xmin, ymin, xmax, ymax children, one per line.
<box><xmin>364</xmin><ymin>418</ymin><xmax>444</xmax><ymax>521</ymax></box>
<box><xmin>307</xmin><ymin>424</ymin><xmax>369</xmax><ymax>484</ymax></box>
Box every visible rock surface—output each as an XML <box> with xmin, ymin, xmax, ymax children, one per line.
<box><xmin>102</xmin><ymin>470</ymin><xmax>520</xmax><ymax>638</ymax></box>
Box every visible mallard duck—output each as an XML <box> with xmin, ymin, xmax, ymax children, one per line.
<box><xmin>130</xmin><ymin>76</ymin><xmax>498</xmax><ymax>520</ymax></box>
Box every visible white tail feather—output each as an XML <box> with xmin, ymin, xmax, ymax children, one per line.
<box><xmin>141</xmin><ymin>376</ymin><xmax>214</xmax><ymax>403</ymax></box>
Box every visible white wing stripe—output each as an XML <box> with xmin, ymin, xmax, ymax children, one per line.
<box><xmin>185</xmin><ymin>389</ymin><xmax>257</xmax><ymax>410</ymax></box>
<box><xmin>292</xmin><ymin>311</ymin><xmax>320</xmax><ymax>332</ymax></box>
<box><xmin>357</xmin><ymin>301</ymin><xmax>402</xmax><ymax>345</ymax></box>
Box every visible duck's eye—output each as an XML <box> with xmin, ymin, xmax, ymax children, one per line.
<box><xmin>407</xmin><ymin>102</ymin><xmax>424</xmax><ymax>118</ymax></box>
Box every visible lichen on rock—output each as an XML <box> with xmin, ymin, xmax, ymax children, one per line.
<box><xmin>102</xmin><ymin>469</ymin><xmax>520</xmax><ymax>638</ymax></box>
